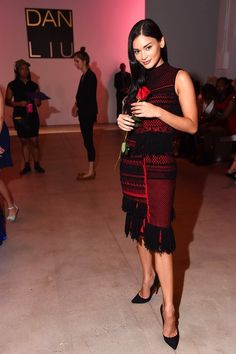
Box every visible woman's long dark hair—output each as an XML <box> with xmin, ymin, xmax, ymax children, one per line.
<box><xmin>125</xmin><ymin>19</ymin><xmax>167</xmax><ymax>107</ymax></box>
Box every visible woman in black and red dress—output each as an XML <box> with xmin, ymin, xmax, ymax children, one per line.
<box><xmin>117</xmin><ymin>19</ymin><xmax>198</xmax><ymax>350</ymax></box>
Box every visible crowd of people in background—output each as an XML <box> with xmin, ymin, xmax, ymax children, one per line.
<box><xmin>175</xmin><ymin>76</ymin><xmax>236</xmax><ymax>177</ymax></box>
<box><xmin>0</xmin><ymin>54</ymin><xmax>236</xmax><ymax>245</ymax></box>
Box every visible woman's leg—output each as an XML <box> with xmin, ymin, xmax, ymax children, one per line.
<box><xmin>0</xmin><ymin>179</ymin><xmax>17</xmax><ymax>218</ymax></box>
<box><xmin>20</xmin><ymin>138</ymin><xmax>30</xmax><ymax>163</ymax></box>
<box><xmin>29</xmin><ymin>137</ymin><xmax>45</xmax><ymax>173</ymax></box>
<box><xmin>0</xmin><ymin>179</ymin><xmax>14</xmax><ymax>206</ymax></box>
<box><xmin>227</xmin><ymin>142</ymin><xmax>236</xmax><ymax>173</ymax></box>
<box><xmin>80</xmin><ymin>120</ymin><xmax>95</xmax><ymax>176</ymax></box>
<box><xmin>29</xmin><ymin>137</ymin><xmax>39</xmax><ymax>161</ymax></box>
<box><xmin>154</xmin><ymin>252</ymin><xmax>177</xmax><ymax>337</ymax></box>
<box><xmin>136</xmin><ymin>239</ymin><xmax>156</xmax><ymax>298</ymax></box>
<box><xmin>20</xmin><ymin>138</ymin><xmax>31</xmax><ymax>175</ymax></box>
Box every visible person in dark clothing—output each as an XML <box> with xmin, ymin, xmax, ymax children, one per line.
<box><xmin>0</xmin><ymin>89</ymin><xmax>18</xmax><ymax>227</ymax></box>
<box><xmin>72</xmin><ymin>47</ymin><xmax>97</xmax><ymax>180</ymax></box>
<box><xmin>114</xmin><ymin>63</ymin><xmax>131</xmax><ymax>116</ymax></box>
<box><xmin>5</xmin><ymin>59</ymin><xmax>45</xmax><ymax>175</ymax></box>
<box><xmin>117</xmin><ymin>19</ymin><xmax>198</xmax><ymax>350</ymax></box>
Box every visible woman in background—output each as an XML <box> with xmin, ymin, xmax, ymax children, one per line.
<box><xmin>0</xmin><ymin>89</ymin><xmax>18</xmax><ymax>228</ymax></box>
<box><xmin>5</xmin><ymin>59</ymin><xmax>45</xmax><ymax>175</ymax></box>
<box><xmin>72</xmin><ymin>47</ymin><xmax>98</xmax><ymax>180</ymax></box>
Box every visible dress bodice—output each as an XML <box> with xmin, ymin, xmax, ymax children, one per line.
<box><xmin>136</xmin><ymin>62</ymin><xmax>182</xmax><ymax>134</ymax></box>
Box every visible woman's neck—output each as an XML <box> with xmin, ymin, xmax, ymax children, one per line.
<box><xmin>154</xmin><ymin>57</ymin><xmax>164</xmax><ymax>68</ymax></box>
<box><xmin>20</xmin><ymin>78</ymin><xmax>28</xmax><ymax>84</ymax></box>
<box><xmin>82</xmin><ymin>66</ymin><xmax>89</xmax><ymax>74</ymax></box>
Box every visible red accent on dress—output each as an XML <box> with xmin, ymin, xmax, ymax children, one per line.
<box><xmin>120</xmin><ymin>62</ymin><xmax>182</xmax><ymax>253</ymax></box>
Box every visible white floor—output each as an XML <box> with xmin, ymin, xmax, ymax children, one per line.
<box><xmin>0</xmin><ymin>127</ymin><xmax>236</xmax><ymax>354</ymax></box>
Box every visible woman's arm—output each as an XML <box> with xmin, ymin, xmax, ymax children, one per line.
<box><xmin>34</xmin><ymin>88</ymin><xmax>41</xmax><ymax>107</ymax></box>
<box><xmin>5</xmin><ymin>86</ymin><xmax>27</xmax><ymax>108</ymax></box>
<box><xmin>131</xmin><ymin>70</ymin><xmax>198</xmax><ymax>134</ymax></box>
<box><xmin>71</xmin><ymin>102</ymin><xmax>78</xmax><ymax>117</ymax></box>
<box><xmin>87</xmin><ymin>72</ymin><xmax>97</xmax><ymax>104</ymax></box>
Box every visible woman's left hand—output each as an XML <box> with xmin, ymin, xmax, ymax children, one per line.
<box><xmin>131</xmin><ymin>102</ymin><xmax>159</xmax><ymax>118</ymax></box>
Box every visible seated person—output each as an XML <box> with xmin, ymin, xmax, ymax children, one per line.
<box><xmin>195</xmin><ymin>83</ymin><xmax>218</xmax><ymax>163</ymax></box>
<box><xmin>196</xmin><ymin>78</ymin><xmax>235</xmax><ymax>164</ymax></box>
<box><xmin>224</xmin><ymin>78</ymin><xmax>236</xmax><ymax>179</ymax></box>
<box><xmin>200</xmin><ymin>83</ymin><xmax>217</xmax><ymax>123</ymax></box>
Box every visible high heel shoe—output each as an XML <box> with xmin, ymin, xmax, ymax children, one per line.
<box><xmin>76</xmin><ymin>171</ymin><xmax>96</xmax><ymax>180</ymax></box>
<box><xmin>131</xmin><ymin>274</ymin><xmax>159</xmax><ymax>304</ymax></box>
<box><xmin>34</xmin><ymin>162</ymin><xmax>45</xmax><ymax>174</ymax></box>
<box><xmin>6</xmin><ymin>204</ymin><xmax>19</xmax><ymax>222</ymax></box>
<box><xmin>160</xmin><ymin>304</ymin><xmax>179</xmax><ymax>350</ymax></box>
<box><xmin>20</xmin><ymin>162</ymin><xmax>31</xmax><ymax>175</ymax></box>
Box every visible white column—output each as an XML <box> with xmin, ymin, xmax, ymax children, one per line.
<box><xmin>215</xmin><ymin>0</ymin><xmax>236</xmax><ymax>78</ymax></box>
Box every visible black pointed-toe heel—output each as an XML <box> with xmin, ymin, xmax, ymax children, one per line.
<box><xmin>160</xmin><ymin>304</ymin><xmax>179</xmax><ymax>350</ymax></box>
<box><xmin>131</xmin><ymin>274</ymin><xmax>159</xmax><ymax>304</ymax></box>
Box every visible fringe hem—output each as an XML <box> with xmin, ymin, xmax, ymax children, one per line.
<box><xmin>122</xmin><ymin>196</ymin><xmax>176</xmax><ymax>253</ymax></box>
<box><xmin>144</xmin><ymin>224</ymin><xmax>176</xmax><ymax>253</ymax></box>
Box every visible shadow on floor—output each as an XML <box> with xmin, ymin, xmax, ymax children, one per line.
<box><xmin>173</xmin><ymin>159</ymin><xmax>209</xmax><ymax>316</ymax></box>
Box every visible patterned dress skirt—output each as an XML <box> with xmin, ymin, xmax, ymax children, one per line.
<box><xmin>120</xmin><ymin>131</ymin><xmax>177</xmax><ymax>253</ymax></box>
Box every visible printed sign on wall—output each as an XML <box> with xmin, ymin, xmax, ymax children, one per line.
<box><xmin>25</xmin><ymin>8</ymin><xmax>74</xmax><ymax>58</ymax></box>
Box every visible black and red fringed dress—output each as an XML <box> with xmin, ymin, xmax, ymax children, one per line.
<box><xmin>120</xmin><ymin>62</ymin><xmax>182</xmax><ymax>253</ymax></box>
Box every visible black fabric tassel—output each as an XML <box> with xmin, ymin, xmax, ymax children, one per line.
<box><xmin>122</xmin><ymin>195</ymin><xmax>176</xmax><ymax>253</ymax></box>
<box><xmin>144</xmin><ymin>224</ymin><xmax>176</xmax><ymax>254</ymax></box>
<box><xmin>122</xmin><ymin>196</ymin><xmax>146</xmax><ymax>241</ymax></box>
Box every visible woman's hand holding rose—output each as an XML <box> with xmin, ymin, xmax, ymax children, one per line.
<box><xmin>117</xmin><ymin>114</ymin><xmax>135</xmax><ymax>131</ymax></box>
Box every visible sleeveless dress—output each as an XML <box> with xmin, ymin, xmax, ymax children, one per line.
<box><xmin>120</xmin><ymin>62</ymin><xmax>182</xmax><ymax>253</ymax></box>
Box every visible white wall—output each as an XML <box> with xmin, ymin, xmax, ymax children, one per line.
<box><xmin>215</xmin><ymin>0</ymin><xmax>236</xmax><ymax>78</ymax></box>
<box><xmin>0</xmin><ymin>0</ymin><xmax>145</xmax><ymax>127</ymax></box>
<box><xmin>146</xmin><ymin>0</ymin><xmax>220</xmax><ymax>82</ymax></box>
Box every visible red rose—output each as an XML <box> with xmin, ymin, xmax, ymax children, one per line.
<box><xmin>136</xmin><ymin>86</ymin><xmax>151</xmax><ymax>101</ymax></box>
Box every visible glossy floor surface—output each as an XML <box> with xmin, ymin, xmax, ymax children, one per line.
<box><xmin>0</xmin><ymin>127</ymin><xmax>235</xmax><ymax>354</ymax></box>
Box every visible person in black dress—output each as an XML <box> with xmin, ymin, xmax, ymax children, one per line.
<box><xmin>117</xmin><ymin>19</ymin><xmax>198</xmax><ymax>350</ymax></box>
<box><xmin>5</xmin><ymin>59</ymin><xmax>45</xmax><ymax>175</ymax></box>
<box><xmin>72</xmin><ymin>47</ymin><xmax>97</xmax><ymax>180</ymax></box>
<box><xmin>114</xmin><ymin>63</ymin><xmax>131</xmax><ymax>116</ymax></box>
<box><xmin>0</xmin><ymin>90</ymin><xmax>18</xmax><ymax>232</ymax></box>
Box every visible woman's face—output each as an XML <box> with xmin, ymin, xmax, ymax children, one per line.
<box><xmin>74</xmin><ymin>57</ymin><xmax>85</xmax><ymax>71</ymax></box>
<box><xmin>19</xmin><ymin>64</ymin><xmax>29</xmax><ymax>80</ymax></box>
<box><xmin>133</xmin><ymin>34</ymin><xmax>164</xmax><ymax>69</ymax></box>
<box><xmin>216</xmin><ymin>79</ymin><xmax>227</xmax><ymax>93</ymax></box>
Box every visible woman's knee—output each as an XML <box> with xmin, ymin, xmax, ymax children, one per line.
<box><xmin>30</xmin><ymin>137</ymin><xmax>39</xmax><ymax>148</ymax></box>
<box><xmin>20</xmin><ymin>138</ymin><xmax>29</xmax><ymax>147</ymax></box>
